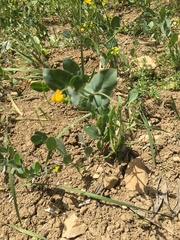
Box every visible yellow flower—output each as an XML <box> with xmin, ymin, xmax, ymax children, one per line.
<box><xmin>89</xmin><ymin>21</ymin><xmax>93</xmax><ymax>27</ymax></box>
<box><xmin>102</xmin><ymin>0</ymin><xmax>107</xmax><ymax>6</ymax></box>
<box><xmin>53</xmin><ymin>165</ymin><xmax>61</xmax><ymax>173</ymax></box>
<box><xmin>84</xmin><ymin>0</ymin><xmax>92</xmax><ymax>4</ymax></box>
<box><xmin>51</xmin><ymin>89</ymin><xmax>64</xmax><ymax>102</ymax></box>
<box><xmin>110</xmin><ymin>46</ymin><xmax>120</xmax><ymax>55</ymax></box>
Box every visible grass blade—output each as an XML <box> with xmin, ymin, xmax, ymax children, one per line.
<box><xmin>141</xmin><ymin>112</ymin><xmax>156</xmax><ymax>166</ymax></box>
<box><xmin>8</xmin><ymin>224</ymin><xmax>47</xmax><ymax>240</ymax></box>
<box><xmin>57</xmin><ymin>185</ymin><xmax>148</xmax><ymax>211</ymax></box>
<box><xmin>8</xmin><ymin>167</ymin><xmax>22</xmax><ymax>225</ymax></box>
<box><xmin>170</xmin><ymin>96</ymin><xmax>180</xmax><ymax>120</ymax></box>
<box><xmin>3</xmin><ymin>68</ymin><xmax>42</xmax><ymax>74</ymax></box>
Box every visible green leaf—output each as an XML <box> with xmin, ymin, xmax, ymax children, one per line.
<box><xmin>70</xmin><ymin>74</ymin><xmax>89</xmax><ymax>90</ymax></box>
<box><xmin>169</xmin><ymin>33</ymin><xmax>178</xmax><ymax>47</ymax></box>
<box><xmin>63</xmin><ymin>154</ymin><xmax>72</xmax><ymax>164</ymax></box>
<box><xmin>84</xmin><ymin>69</ymin><xmax>117</xmax><ymax>108</ymax></box>
<box><xmin>0</xmin><ymin>153</ymin><xmax>5</xmax><ymax>161</ymax></box>
<box><xmin>58</xmin><ymin>185</ymin><xmax>148</xmax><ymax>211</ymax></box>
<box><xmin>8</xmin><ymin>160</ymin><xmax>22</xmax><ymax>169</ymax></box>
<box><xmin>8</xmin><ymin>168</ymin><xmax>22</xmax><ymax>224</ymax></box>
<box><xmin>13</xmin><ymin>153</ymin><xmax>22</xmax><ymax>166</ymax></box>
<box><xmin>160</xmin><ymin>7</ymin><xmax>166</xmax><ymax>21</ymax></box>
<box><xmin>43</xmin><ymin>68</ymin><xmax>72</xmax><ymax>91</ymax></box>
<box><xmin>30</xmin><ymin>81</ymin><xmax>49</xmax><ymax>92</ymax></box>
<box><xmin>0</xmin><ymin>146</ymin><xmax>7</xmax><ymax>153</ymax></box>
<box><xmin>31</xmin><ymin>162</ymin><xmax>42</xmax><ymax>174</ymax></box>
<box><xmin>56</xmin><ymin>139</ymin><xmax>67</xmax><ymax>157</ymax></box>
<box><xmin>46</xmin><ymin>137</ymin><xmax>57</xmax><ymax>151</ymax></box>
<box><xmin>8</xmin><ymin>147</ymin><xmax>15</xmax><ymax>157</ymax></box>
<box><xmin>126</xmin><ymin>89</ymin><xmax>138</xmax><ymax>105</ymax></box>
<box><xmin>31</xmin><ymin>131</ymin><xmax>48</xmax><ymax>145</ymax></box>
<box><xmin>63</xmin><ymin>58</ymin><xmax>80</xmax><ymax>75</ymax></box>
<box><xmin>85</xmin><ymin>146</ymin><xmax>93</xmax><ymax>157</ymax></box>
<box><xmin>84</xmin><ymin>123</ymin><xmax>100</xmax><ymax>140</ymax></box>
<box><xmin>61</xmin><ymin>29</ymin><xmax>71</xmax><ymax>38</ymax></box>
<box><xmin>111</xmin><ymin>16</ymin><xmax>120</xmax><ymax>30</ymax></box>
<box><xmin>8</xmin><ymin>224</ymin><xmax>47</xmax><ymax>240</ymax></box>
<box><xmin>67</xmin><ymin>87</ymin><xmax>80</xmax><ymax>106</ymax></box>
<box><xmin>148</xmin><ymin>21</ymin><xmax>154</xmax><ymax>29</ymax></box>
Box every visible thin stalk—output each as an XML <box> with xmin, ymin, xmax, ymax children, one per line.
<box><xmin>79</xmin><ymin>1</ymin><xmax>84</xmax><ymax>74</ymax></box>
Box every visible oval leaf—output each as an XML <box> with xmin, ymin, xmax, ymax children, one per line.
<box><xmin>46</xmin><ymin>137</ymin><xmax>57</xmax><ymax>151</ymax></box>
<box><xmin>111</xmin><ymin>16</ymin><xmax>120</xmax><ymax>30</ymax></box>
<box><xmin>126</xmin><ymin>89</ymin><xmax>138</xmax><ymax>105</ymax></box>
<box><xmin>30</xmin><ymin>81</ymin><xmax>50</xmax><ymax>92</ymax></box>
<box><xmin>84</xmin><ymin>124</ymin><xmax>100</xmax><ymax>140</ymax></box>
<box><xmin>63</xmin><ymin>154</ymin><xmax>72</xmax><ymax>164</ymax></box>
<box><xmin>43</xmin><ymin>68</ymin><xmax>72</xmax><ymax>91</ymax></box>
<box><xmin>63</xmin><ymin>58</ymin><xmax>80</xmax><ymax>75</ymax></box>
<box><xmin>31</xmin><ymin>131</ymin><xmax>47</xmax><ymax>145</ymax></box>
<box><xmin>56</xmin><ymin>139</ymin><xmax>67</xmax><ymax>157</ymax></box>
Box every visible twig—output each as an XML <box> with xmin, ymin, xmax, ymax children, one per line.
<box><xmin>7</xmin><ymin>94</ymin><xmax>23</xmax><ymax>116</ymax></box>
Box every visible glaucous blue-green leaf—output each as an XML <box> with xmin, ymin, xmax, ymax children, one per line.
<box><xmin>84</xmin><ymin>123</ymin><xmax>101</xmax><ymax>140</ymax></box>
<box><xmin>63</xmin><ymin>58</ymin><xmax>80</xmax><ymax>75</ymax></box>
<box><xmin>43</xmin><ymin>68</ymin><xmax>72</xmax><ymax>91</ymax></box>
<box><xmin>84</xmin><ymin>69</ymin><xmax>117</xmax><ymax>108</ymax></box>
<box><xmin>70</xmin><ymin>74</ymin><xmax>89</xmax><ymax>90</ymax></box>
<box><xmin>67</xmin><ymin>87</ymin><xmax>80</xmax><ymax>106</ymax></box>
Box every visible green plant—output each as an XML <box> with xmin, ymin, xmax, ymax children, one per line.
<box><xmin>31</xmin><ymin>57</ymin><xmax>138</xmax><ymax>159</ymax></box>
<box><xmin>130</xmin><ymin>68</ymin><xmax>160</xmax><ymax>98</ymax></box>
<box><xmin>131</xmin><ymin>7</ymin><xmax>172</xmax><ymax>43</ymax></box>
<box><xmin>168</xmin><ymin>33</ymin><xmax>180</xmax><ymax>70</ymax></box>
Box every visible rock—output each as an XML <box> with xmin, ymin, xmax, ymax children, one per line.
<box><xmin>124</xmin><ymin>157</ymin><xmax>149</xmax><ymax>194</ymax></box>
<box><xmin>62</xmin><ymin>213</ymin><xmax>87</xmax><ymax>239</ymax></box>
<box><xmin>103</xmin><ymin>174</ymin><xmax>119</xmax><ymax>189</ymax></box>
<box><xmin>93</xmin><ymin>173</ymin><xmax>100</xmax><ymax>179</ymax></box>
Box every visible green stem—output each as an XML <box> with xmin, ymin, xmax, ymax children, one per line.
<box><xmin>79</xmin><ymin>1</ymin><xmax>84</xmax><ymax>74</ymax></box>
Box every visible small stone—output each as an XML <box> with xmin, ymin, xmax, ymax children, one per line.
<box><xmin>173</xmin><ymin>156</ymin><xmax>180</xmax><ymax>162</ymax></box>
<box><xmin>93</xmin><ymin>173</ymin><xmax>100</xmax><ymax>179</ymax></box>
<box><xmin>103</xmin><ymin>174</ymin><xmax>119</xmax><ymax>189</ymax></box>
<box><xmin>10</xmin><ymin>91</ymin><xmax>18</xmax><ymax>97</ymax></box>
<box><xmin>62</xmin><ymin>213</ymin><xmax>87</xmax><ymax>239</ymax></box>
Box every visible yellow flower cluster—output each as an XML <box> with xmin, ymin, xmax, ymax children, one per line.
<box><xmin>84</xmin><ymin>0</ymin><xmax>106</xmax><ymax>6</ymax></box>
<box><xmin>110</xmin><ymin>46</ymin><xmax>120</xmax><ymax>55</ymax></box>
<box><xmin>84</xmin><ymin>0</ymin><xmax>92</xmax><ymax>4</ymax></box>
<box><xmin>51</xmin><ymin>89</ymin><xmax>64</xmax><ymax>102</ymax></box>
<box><xmin>81</xmin><ymin>21</ymin><xmax>93</xmax><ymax>32</ymax></box>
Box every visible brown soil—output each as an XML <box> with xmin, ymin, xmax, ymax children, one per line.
<box><xmin>0</xmin><ymin>6</ymin><xmax>180</xmax><ymax>240</ymax></box>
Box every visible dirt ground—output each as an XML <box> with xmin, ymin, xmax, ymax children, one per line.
<box><xmin>0</xmin><ymin>6</ymin><xmax>180</xmax><ymax>240</ymax></box>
